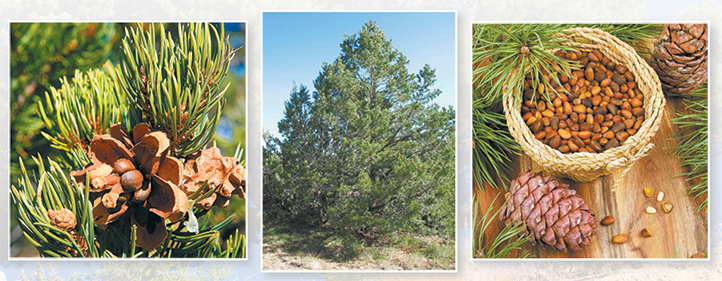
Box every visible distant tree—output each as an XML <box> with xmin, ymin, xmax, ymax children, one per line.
<box><xmin>264</xmin><ymin>21</ymin><xmax>455</xmax><ymax>236</ymax></box>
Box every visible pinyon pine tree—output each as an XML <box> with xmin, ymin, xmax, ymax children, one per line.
<box><xmin>264</xmin><ymin>21</ymin><xmax>455</xmax><ymax>237</ymax></box>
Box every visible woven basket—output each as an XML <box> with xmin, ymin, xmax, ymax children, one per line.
<box><xmin>504</xmin><ymin>28</ymin><xmax>666</xmax><ymax>186</ymax></box>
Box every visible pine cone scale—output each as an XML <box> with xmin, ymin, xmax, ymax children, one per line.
<box><xmin>687</xmin><ymin>24</ymin><xmax>706</xmax><ymax>38</ymax></box>
<box><xmin>110</xmin><ymin>124</ymin><xmax>133</xmax><ymax>148</ymax></box>
<box><xmin>670</xmin><ymin>30</ymin><xmax>693</xmax><ymax>45</ymax></box>
<box><xmin>89</xmin><ymin>136</ymin><xmax>133</xmax><ymax>165</ymax></box>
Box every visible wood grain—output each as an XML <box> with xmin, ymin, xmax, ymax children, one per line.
<box><xmin>474</xmin><ymin>98</ymin><xmax>708</xmax><ymax>259</ymax></box>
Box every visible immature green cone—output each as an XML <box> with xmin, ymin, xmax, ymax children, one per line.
<box><xmin>652</xmin><ymin>23</ymin><xmax>708</xmax><ymax>97</ymax></box>
<box><xmin>500</xmin><ymin>171</ymin><xmax>597</xmax><ymax>251</ymax></box>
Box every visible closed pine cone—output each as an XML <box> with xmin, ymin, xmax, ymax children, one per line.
<box><xmin>500</xmin><ymin>171</ymin><xmax>597</xmax><ymax>251</ymax></box>
<box><xmin>652</xmin><ymin>23</ymin><xmax>708</xmax><ymax>97</ymax></box>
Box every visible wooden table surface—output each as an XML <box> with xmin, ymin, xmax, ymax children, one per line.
<box><xmin>474</xmin><ymin>97</ymin><xmax>708</xmax><ymax>259</ymax></box>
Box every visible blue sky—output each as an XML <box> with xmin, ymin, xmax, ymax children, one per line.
<box><xmin>263</xmin><ymin>12</ymin><xmax>457</xmax><ymax>138</ymax></box>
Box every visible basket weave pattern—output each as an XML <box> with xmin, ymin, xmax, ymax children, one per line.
<box><xmin>503</xmin><ymin>28</ymin><xmax>666</xmax><ymax>183</ymax></box>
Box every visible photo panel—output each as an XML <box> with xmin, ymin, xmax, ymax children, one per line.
<box><xmin>10</xmin><ymin>22</ymin><xmax>248</xmax><ymax>259</ymax></box>
<box><xmin>262</xmin><ymin>11</ymin><xmax>457</xmax><ymax>270</ymax></box>
<box><xmin>471</xmin><ymin>23</ymin><xmax>709</xmax><ymax>259</ymax></box>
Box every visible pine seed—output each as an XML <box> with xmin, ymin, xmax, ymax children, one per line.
<box><xmin>662</xmin><ymin>202</ymin><xmax>673</xmax><ymax>213</ymax></box>
<box><xmin>612</xmin><ymin>234</ymin><xmax>628</xmax><ymax>244</ymax></box>
<box><xmin>601</xmin><ymin>215</ymin><xmax>615</xmax><ymax>226</ymax></box>
<box><xmin>657</xmin><ymin>191</ymin><xmax>664</xmax><ymax>202</ymax></box>
<box><xmin>644</xmin><ymin>187</ymin><xmax>654</xmax><ymax>197</ymax></box>
<box><xmin>641</xmin><ymin>228</ymin><xmax>652</xmax><ymax>238</ymax></box>
<box><xmin>645</xmin><ymin>206</ymin><xmax>657</xmax><ymax>214</ymax></box>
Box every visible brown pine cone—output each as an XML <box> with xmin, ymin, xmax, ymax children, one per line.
<box><xmin>181</xmin><ymin>147</ymin><xmax>246</xmax><ymax>210</ymax></box>
<box><xmin>71</xmin><ymin>123</ymin><xmax>189</xmax><ymax>250</ymax></box>
<box><xmin>47</xmin><ymin>208</ymin><xmax>77</xmax><ymax>232</ymax></box>
<box><xmin>652</xmin><ymin>23</ymin><xmax>708</xmax><ymax>97</ymax></box>
<box><xmin>500</xmin><ymin>171</ymin><xmax>597</xmax><ymax>251</ymax></box>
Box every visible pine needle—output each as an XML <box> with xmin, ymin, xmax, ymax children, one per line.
<box><xmin>471</xmin><ymin>24</ymin><xmax>577</xmax><ymax>191</ymax></box>
<box><xmin>11</xmin><ymin>155</ymin><xmax>97</xmax><ymax>257</ymax></box>
<box><xmin>472</xmin><ymin>97</ymin><xmax>520</xmax><ymax>190</ymax></box>
<box><xmin>668</xmin><ymin>84</ymin><xmax>708</xmax><ymax>212</ymax></box>
<box><xmin>473</xmin><ymin>192</ymin><xmax>532</xmax><ymax>258</ymax></box>
<box><xmin>117</xmin><ymin>23</ymin><xmax>237</xmax><ymax>156</ymax></box>
<box><xmin>473</xmin><ymin>24</ymin><xmax>578</xmax><ymax>106</ymax></box>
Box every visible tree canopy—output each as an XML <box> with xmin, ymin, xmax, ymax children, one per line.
<box><xmin>264</xmin><ymin>21</ymin><xmax>455</xmax><ymax>236</ymax></box>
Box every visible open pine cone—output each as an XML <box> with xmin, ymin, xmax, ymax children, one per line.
<box><xmin>71</xmin><ymin>123</ymin><xmax>189</xmax><ymax>250</ymax></box>
<box><xmin>500</xmin><ymin>171</ymin><xmax>597</xmax><ymax>251</ymax></box>
<box><xmin>652</xmin><ymin>23</ymin><xmax>708</xmax><ymax>97</ymax></box>
<box><xmin>181</xmin><ymin>147</ymin><xmax>246</xmax><ymax>210</ymax></box>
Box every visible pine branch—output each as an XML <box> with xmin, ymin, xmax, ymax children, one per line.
<box><xmin>162</xmin><ymin>212</ymin><xmax>245</xmax><ymax>258</ymax></box>
<box><xmin>13</xmin><ymin>23</ymin><xmax>247</xmax><ymax>259</ymax></box>
<box><xmin>116</xmin><ymin>23</ymin><xmax>237</xmax><ymax>156</ymax></box>
<box><xmin>668</xmin><ymin>84</ymin><xmax>708</xmax><ymax>212</ymax></box>
<box><xmin>472</xmin><ymin>24</ymin><xmax>579</xmax><ymax>106</ymax></box>
<box><xmin>11</xmin><ymin>23</ymin><xmax>120</xmax><ymax>190</ymax></box>
<box><xmin>473</xmin><ymin>192</ymin><xmax>532</xmax><ymax>258</ymax></box>
<box><xmin>11</xmin><ymin>155</ymin><xmax>97</xmax><ymax>257</ymax></box>
<box><xmin>37</xmin><ymin>62</ymin><xmax>127</xmax><ymax>168</ymax></box>
<box><xmin>472</xmin><ymin>96</ymin><xmax>520</xmax><ymax>190</ymax></box>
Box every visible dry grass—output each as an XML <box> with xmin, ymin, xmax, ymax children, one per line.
<box><xmin>262</xmin><ymin>221</ymin><xmax>454</xmax><ymax>271</ymax></box>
